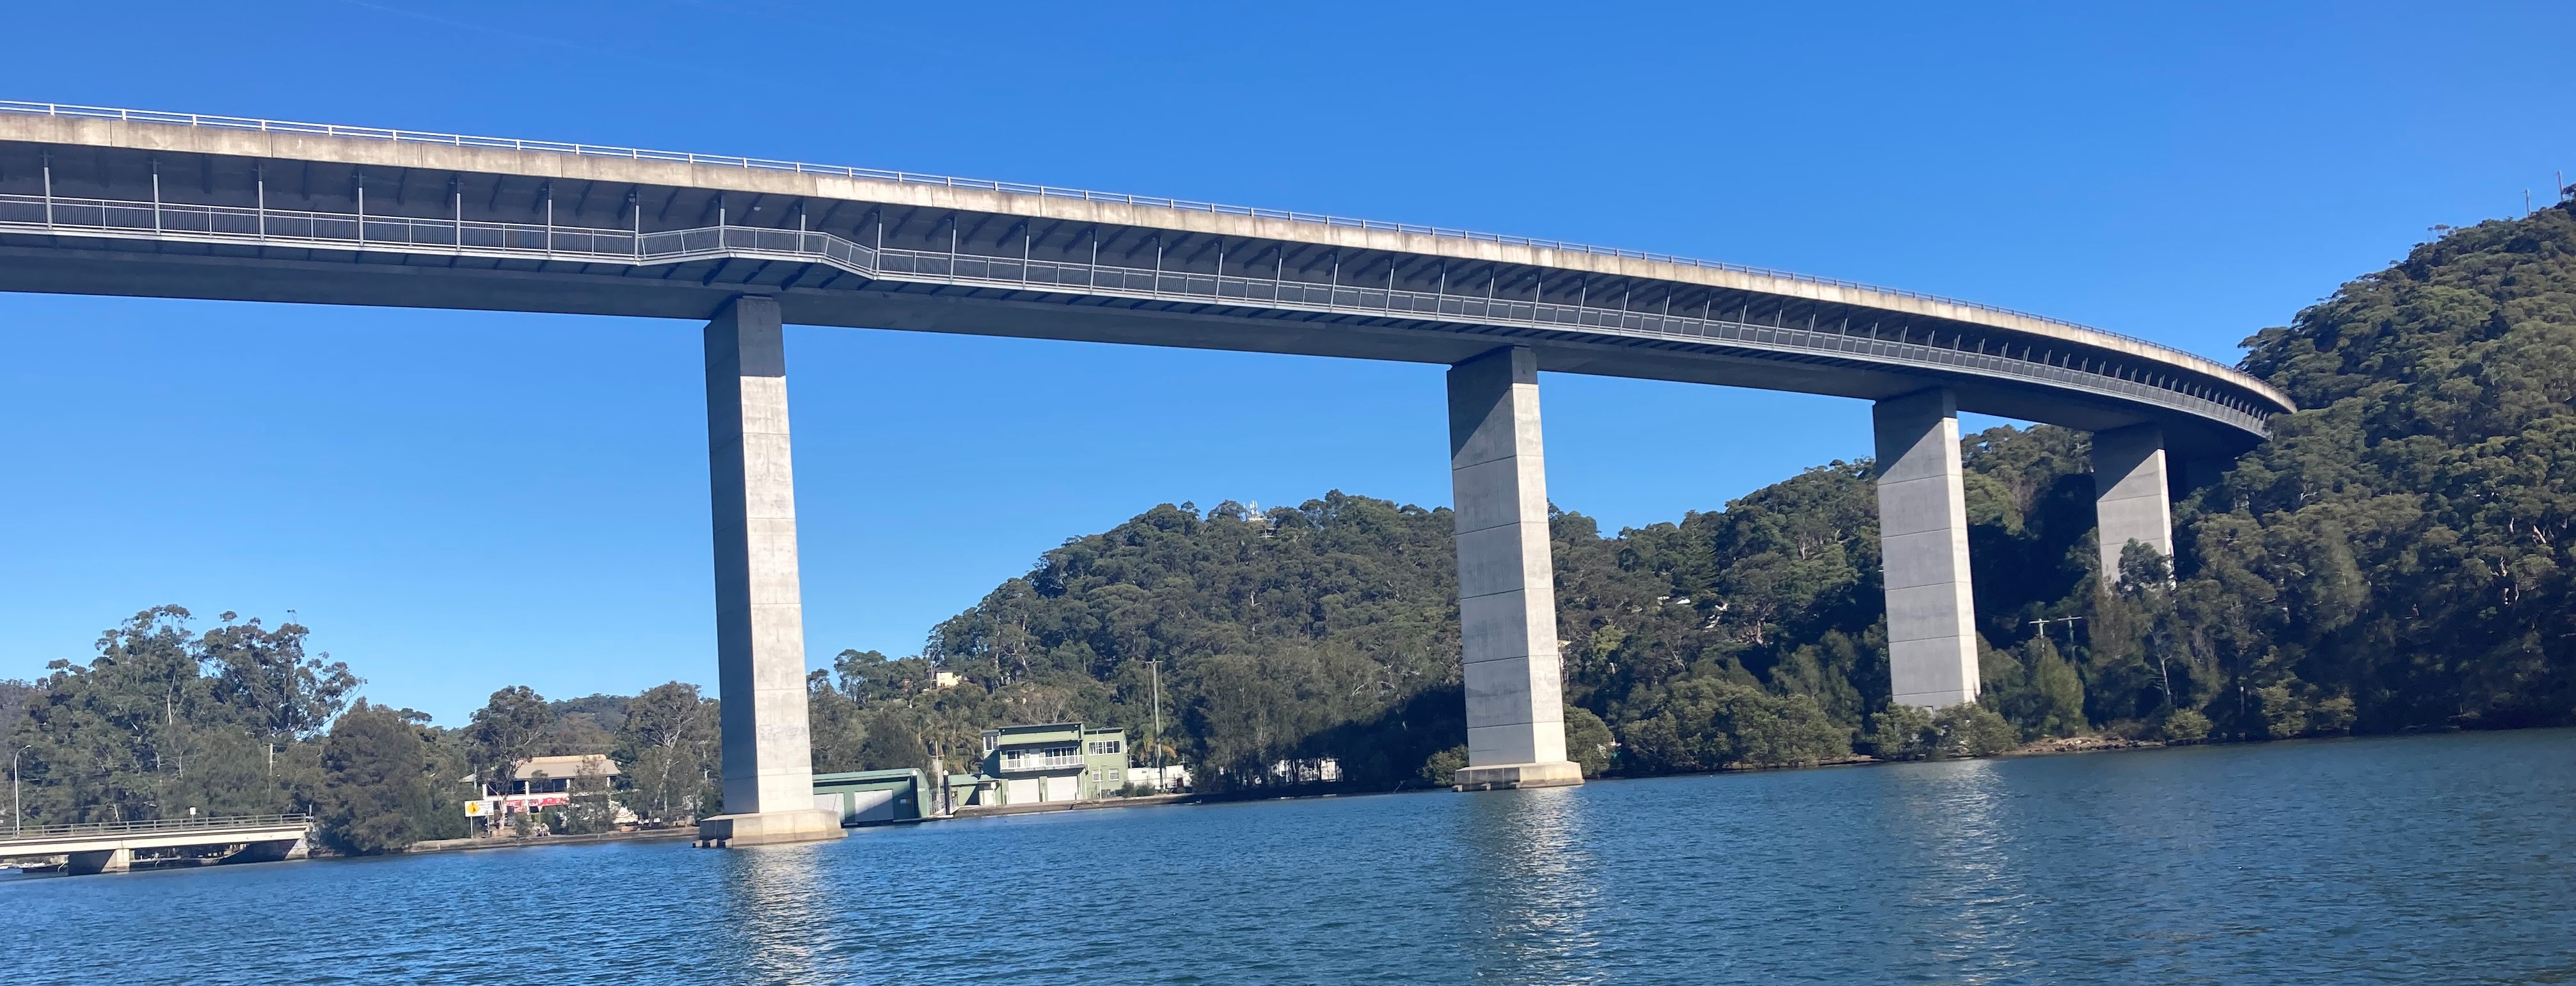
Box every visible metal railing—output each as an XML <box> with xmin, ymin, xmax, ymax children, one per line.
<box><xmin>0</xmin><ymin>191</ymin><xmax>2272</xmax><ymax>435</ymax></box>
<box><xmin>0</xmin><ymin>99</ymin><xmax>2223</xmax><ymax>365</ymax></box>
<box><xmin>997</xmin><ymin>754</ymin><xmax>1085</xmax><ymax>772</ymax></box>
<box><xmin>3</xmin><ymin>813</ymin><xmax>310</xmax><ymax>841</ymax></box>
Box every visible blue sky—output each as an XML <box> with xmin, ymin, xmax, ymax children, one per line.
<box><xmin>1</xmin><ymin>1</ymin><xmax>2568</xmax><ymax>723</ymax></box>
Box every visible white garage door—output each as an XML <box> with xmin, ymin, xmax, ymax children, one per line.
<box><xmin>1044</xmin><ymin>775</ymin><xmax>1079</xmax><ymax>802</ymax></box>
<box><xmin>848</xmin><ymin>789</ymin><xmax>896</xmax><ymax>823</ymax></box>
<box><xmin>1005</xmin><ymin>777</ymin><xmax>1040</xmax><ymax>804</ymax></box>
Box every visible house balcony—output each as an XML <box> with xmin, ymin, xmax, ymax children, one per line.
<box><xmin>996</xmin><ymin>753</ymin><xmax>1085</xmax><ymax>773</ymax></box>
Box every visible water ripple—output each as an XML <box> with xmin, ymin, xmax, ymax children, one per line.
<box><xmin>7</xmin><ymin>729</ymin><xmax>2575</xmax><ymax>984</ymax></box>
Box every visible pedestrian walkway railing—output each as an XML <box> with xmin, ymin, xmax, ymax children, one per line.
<box><xmin>0</xmin><ymin>98</ymin><xmax>2271</xmax><ymax>369</ymax></box>
<box><xmin>0</xmin><ymin>189</ymin><xmax>2274</xmax><ymax>436</ymax></box>
<box><xmin>4</xmin><ymin>813</ymin><xmax>310</xmax><ymax>841</ymax></box>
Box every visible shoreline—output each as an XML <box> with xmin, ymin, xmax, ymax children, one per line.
<box><xmin>346</xmin><ymin>728</ymin><xmax>2522</xmax><ymax>857</ymax></box>
<box><xmin>402</xmin><ymin>827</ymin><xmax>699</xmax><ymax>855</ymax></box>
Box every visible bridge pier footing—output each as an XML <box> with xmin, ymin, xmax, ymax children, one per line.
<box><xmin>219</xmin><ymin>837</ymin><xmax>307</xmax><ymax>864</ymax></box>
<box><xmin>696</xmin><ymin>296</ymin><xmax>843</xmax><ymax>848</ymax></box>
<box><xmin>2094</xmin><ymin>424</ymin><xmax>2176</xmax><ymax>584</ymax></box>
<box><xmin>1447</xmin><ymin>347</ymin><xmax>1584</xmax><ymax>791</ymax></box>
<box><xmin>1874</xmin><ymin>388</ymin><xmax>1982</xmax><ymax>709</ymax></box>
<box><xmin>65</xmin><ymin>847</ymin><xmax>131</xmax><ymax>875</ymax></box>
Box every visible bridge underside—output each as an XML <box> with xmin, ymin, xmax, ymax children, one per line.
<box><xmin>2</xmin><ymin>825</ymin><xmax>312</xmax><ymax>875</ymax></box>
<box><xmin>0</xmin><ymin>239</ymin><xmax>2254</xmax><ymax>457</ymax></box>
<box><xmin>0</xmin><ymin>121</ymin><xmax>2284</xmax><ymax>456</ymax></box>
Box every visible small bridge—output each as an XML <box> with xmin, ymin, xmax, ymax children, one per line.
<box><xmin>0</xmin><ymin>814</ymin><xmax>311</xmax><ymax>875</ymax></box>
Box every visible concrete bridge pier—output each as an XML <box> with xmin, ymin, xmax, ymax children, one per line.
<box><xmin>2093</xmin><ymin>424</ymin><xmax>2176</xmax><ymax>585</ymax></box>
<box><xmin>219</xmin><ymin>837</ymin><xmax>308</xmax><ymax>864</ymax></box>
<box><xmin>65</xmin><ymin>848</ymin><xmax>131</xmax><ymax>875</ymax></box>
<box><xmin>1874</xmin><ymin>388</ymin><xmax>1982</xmax><ymax>709</ymax></box>
<box><xmin>1446</xmin><ymin>347</ymin><xmax>1584</xmax><ymax>791</ymax></box>
<box><xmin>694</xmin><ymin>296</ymin><xmax>843</xmax><ymax>848</ymax></box>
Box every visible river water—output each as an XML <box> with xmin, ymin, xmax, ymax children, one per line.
<box><xmin>7</xmin><ymin>728</ymin><xmax>2573</xmax><ymax>984</ymax></box>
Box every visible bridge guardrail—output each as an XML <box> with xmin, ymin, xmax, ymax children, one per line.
<box><xmin>0</xmin><ymin>191</ymin><xmax>2273</xmax><ymax>436</ymax></box>
<box><xmin>0</xmin><ymin>99</ymin><xmax>2226</xmax><ymax>365</ymax></box>
<box><xmin>5</xmin><ymin>813</ymin><xmax>310</xmax><ymax>840</ymax></box>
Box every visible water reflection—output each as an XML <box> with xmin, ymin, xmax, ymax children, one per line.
<box><xmin>719</xmin><ymin>841</ymin><xmax>836</xmax><ymax>982</ymax></box>
<box><xmin>1870</xmin><ymin>758</ymin><xmax>2039</xmax><ymax>982</ymax></box>
<box><xmin>10</xmin><ymin>730</ymin><xmax>2572</xmax><ymax>984</ymax></box>
<box><xmin>1457</xmin><ymin>786</ymin><xmax>1608</xmax><ymax>984</ymax></box>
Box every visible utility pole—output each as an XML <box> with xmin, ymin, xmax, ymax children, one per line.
<box><xmin>12</xmin><ymin>744</ymin><xmax>23</xmax><ymax>836</ymax></box>
<box><xmin>2026</xmin><ymin>616</ymin><xmax>2085</xmax><ymax>648</ymax></box>
<box><xmin>1148</xmin><ymin>659</ymin><xmax>1164</xmax><ymax>790</ymax></box>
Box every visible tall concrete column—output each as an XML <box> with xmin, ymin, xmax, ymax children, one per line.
<box><xmin>696</xmin><ymin>296</ymin><xmax>842</xmax><ymax>847</ymax></box>
<box><xmin>1873</xmin><ymin>388</ymin><xmax>1980</xmax><ymax>709</ymax></box>
<box><xmin>1447</xmin><ymin>346</ymin><xmax>1584</xmax><ymax>791</ymax></box>
<box><xmin>2093</xmin><ymin>424</ymin><xmax>2175</xmax><ymax>584</ymax></box>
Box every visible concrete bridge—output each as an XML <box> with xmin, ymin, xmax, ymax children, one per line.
<box><xmin>0</xmin><ymin>814</ymin><xmax>310</xmax><ymax>875</ymax></box>
<box><xmin>0</xmin><ymin>102</ymin><xmax>2291</xmax><ymax>845</ymax></box>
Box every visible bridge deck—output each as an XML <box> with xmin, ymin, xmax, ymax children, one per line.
<box><xmin>0</xmin><ymin>102</ymin><xmax>2289</xmax><ymax>454</ymax></box>
<box><xmin>0</xmin><ymin>815</ymin><xmax>311</xmax><ymax>858</ymax></box>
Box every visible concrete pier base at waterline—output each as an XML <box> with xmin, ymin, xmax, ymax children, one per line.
<box><xmin>1873</xmin><ymin>388</ymin><xmax>1981</xmax><ymax>710</ymax></box>
<box><xmin>697</xmin><ymin>296</ymin><xmax>843</xmax><ymax>848</ymax></box>
<box><xmin>2093</xmin><ymin>423</ymin><xmax>2176</xmax><ymax>584</ymax></box>
<box><xmin>65</xmin><ymin>847</ymin><xmax>131</xmax><ymax>875</ymax></box>
<box><xmin>1446</xmin><ymin>347</ymin><xmax>1584</xmax><ymax>791</ymax></box>
<box><xmin>693</xmin><ymin>809</ymin><xmax>845</xmax><ymax>848</ymax></box>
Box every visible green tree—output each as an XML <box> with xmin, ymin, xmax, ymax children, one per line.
<box><xmin>198</xmin><ymin>613</ymin><xmax>359</xmax><ymax>776</ymax></box>
<box><xmin>1563</xmin><ymin>706</ymin><xmax>1614</xmax><ymax>777</ymax></box>
<box><xmin>614</xmin><ymin>682</ymin><xmax>717</xmax><ymax>826</ymax></box>
<box><xmin>1620</xmin><ymin>673</ymin><xmax>1849</xmax><ymax>772</ymax></box>
<box><xmin>315</xmin><ymin>700</ymin><xmax>431</xmax><ymax>854</ymax></box>
<box><xmin>465</xmin><ymin>686</ymin><xmax>550</xmax><ymax>832</ymax></box>
<box><xmin>1934</xmin><ymin>704</ymin><xmax>2019</xmax><ymax>758</ymax></box>
<box><xmin>2023</xmin><ymin>637</ymin><xmax>2087</xmax><ymax>736</ymax></box>
<box><xmin>1864</xmin><ymin>703</ymin><xmax>1936</xmax><ymax>760</ymax></box>
<box><xmin>1418</xmin><ymin>745</ymin><xmax>1467</xmax><ymax>787</ymax></box>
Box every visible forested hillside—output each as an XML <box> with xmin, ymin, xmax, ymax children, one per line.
<box><xmin>823</xmin><ymin>195</ymin><xmax>2575</xmax><ymax>786</ymax></box>
<box><xmin>2184</xmin><ymin>199</ymin><xmax>2574</xmax><ymax>731</ymax></box>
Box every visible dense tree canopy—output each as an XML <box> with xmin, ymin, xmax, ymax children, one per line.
<box><xmin>4</xmin><ymin>607</ymin><xmax>354</xmax><ymax>825</ymax></box>
<box><xmin>315</xmin><ymin>701</ymin><xmax>441</xmax><ymax>854</ymax></box>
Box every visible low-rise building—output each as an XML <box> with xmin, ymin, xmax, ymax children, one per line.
<box><xmin>463</xmin><ymin>754</ymin><xmax>628</xmax><ymax>825</ymax></box>
<box><xmin>1268</xmin><ymin>758</ymin><xmax>1342</xmax><ymax>784</ymax></box>
<box><xmin>1125</xmin><ymin>764</ymin><xmax>1193</xmax><ymax>791</ymax></box>
<box><xmin>812</xmin><ymin>768</ymin><xmax>931</xmax><ymax>826</ymax></box>
<box><xmin>966</xmin><ymin>722</ymin><xmax>1129</xmax><ymax>806</ymax></box>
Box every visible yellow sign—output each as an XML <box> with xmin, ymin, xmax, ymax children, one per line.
<box><xmin>463</xmin><ymin>800</ymin><xmax>488</xmax><ymax>817</ymax></box>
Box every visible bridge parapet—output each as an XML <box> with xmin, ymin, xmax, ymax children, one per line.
<box><xmin>1</xmin><ymin>814</ymin><xmax>312</xmax><ymax>873</ymax></box>
<box><xmin>0</xmin><ymin>101</ymin><xmax>2289</xmax><ymax>455</ymax></box>
<box><xmin>0</xmin><ymin>190</ymin><xmax>2277</xmax><ymax>443</ymax></box>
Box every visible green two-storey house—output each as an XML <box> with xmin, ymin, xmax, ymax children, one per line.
<box><xmin>968</xmin><ymin>722</ymin><xmax>1129</xmax><ymax>806</ymax></box>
